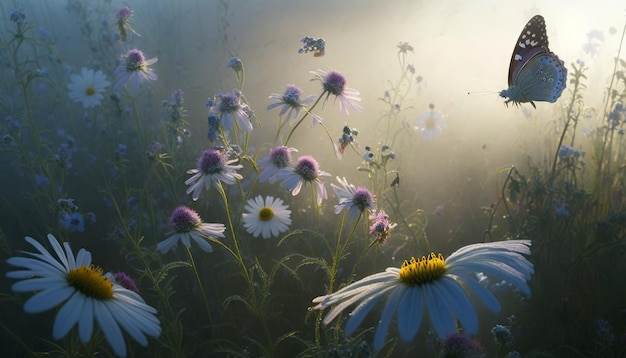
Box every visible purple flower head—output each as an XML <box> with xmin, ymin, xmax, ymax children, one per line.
<box><xmin>353</xmin><ymin>188</ymin><xmax>374</xmax><ymax>210</ymax></box>
<box><xmin>169</xmin><ymin>206</ymin><xmax>202</xmax><ymax>233</ymax></box>
<box><xmin>227</xmin><ymin>57</ymin><xmax>243</xmax><ymax>72</ymax></box>
<box><xmin>114</xmin><ymin>49</ymin><xmax>158</xmax><ymax>91</ymax></box>
<box><xmin>10</xmin><ymin>7</ymin><xmax>26</xmax><ymax>24</ymax></box>
<box><xmin>270</xmin><ymin>146</ymin><xmax>292</xmax><ymax>169</ymax></box>
<box><xmin>267</xmin><ymin>85</ymin><xmax>315</xmax><ymax>124</ymax></box>
<box><xmin>197</xmin><ymin>148</ymin><xmax>226</xmax><ymax>174</ymax></box>
<box><xmin>295</xmin><ymin>156</ymin><xmax>320</xmax><ymax>182</ymax></box>
<box><xmin>258</xmin><ymin>146</ymin><xmax>297</xmax><ymax>184</ymax></box>
<box><xmin>331</xmin><ymin>177</ymin><xmax>375</xmax><ymax>218</ymax></box>
<box><xmin>323</xmin><ymin>71</ymin><xmax>347</xmax><ymax>96</ymax></box>
<box><xmin>369</xmin><ymin>210</ymin><xmax>397</xmax><ymax>244</ymax></box>
<box><xmin>282</xmin><ymin>85</ymin><xmax>303</xmax><ymax>106</ymax></box>
<box><xmin>275</xmin><ymin>154</ymin><xmax>330</xmax><ymax>204</ymax></box>
<box><xmin>441</xmin><ymin>332</ymin><xmax>484</xmax><ymax>357</ymax></box>
<box><xmin>185</xmin><ymin>148</ymin><xmax>243</xmax><ymax>200</ymax></box>
<box><xmin>115</xmin><ymin>6</ymin><xmax>133</xmax><ymax>22</ymax></box>
<box><xmin>214</xmin><ymin>92</ymin><xmax>252</xmax><ymax>131</ymax></box>
<box><xmin>217</xmin><ymin>92</ymin><xmax>240</xmax><ymax>113</ymax></box>
<box><xmin>311</xmin><ymin>70</ymin><xmax>362</xmax><ymax>115</ymax></box>
<box><xmin>126</xmin><ymin>49</ymin><xmax>146</xmax><ymax>71</ymax></box>
<box><xmin>491</xmin><ymin>324</ymin><xmax>513</xmax><ymax>345</ymax></box>
<box><xmin>113</xmin><ymin>271</ymin><xmax>139</xmax><ymax>293</ymax></box>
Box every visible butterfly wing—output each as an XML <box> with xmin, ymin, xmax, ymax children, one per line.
<box><xmin>500</xmin><ymin>15</ymin><xmax>567</xmax><ymax>107</ymax></box>
<box><xmin>507</xmin><ymin>15</ymin><xmax>550</xmax><ymax>86</ymax></box>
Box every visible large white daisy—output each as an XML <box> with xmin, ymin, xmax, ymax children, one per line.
<box><xmin>6</xmin><ymin>234</ymin><xmax>161</xmax><ymax>357</ymax></box>
<box><xmin>242</xmin><ymin>195</ymin><xmax>292</xmax><ymax>239</ymax></box>
<box><xmin>67</xmin><ymin>68</ymin><xmax>110</xmax><ymax>108</ymax></box>
<box><xmin>311</xmin><ymin>240</ymin><xmax>533</xmax><ymax>350</ymax></box>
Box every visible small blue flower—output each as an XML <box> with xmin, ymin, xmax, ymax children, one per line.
<box><xmin>60</xmin><ymin>212</ymin><xmax>85</xmax><ymax>232</ymax></box>
<box><xmin>491</xmin><ymin>324</ymin><xmax>513</xmax><ymax>345</ymax></box>
<box><xmin>35</xmin><ymin>174</ymin><xmax>50</xmax><ymax>187</ymax></box>
<box><xmin>10</xmin><ymin>7</ymin><xmax>26</xmax><ymax>24</ymax></box>
<box><xmin>555</xmin><ymin>204</ymin><xmax>570</xmax><ymax>217</ymax></box>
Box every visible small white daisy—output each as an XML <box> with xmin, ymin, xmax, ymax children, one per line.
<box><xmin>311</xmin><ymin>240</ymin><xmax>533</xmax><ymax>350</ymax></box>
<box><xmin>242</xmin><ymin>195</ymin><xmax>292</xmax><ymax>239</ymax></box>
<box><xmin>6</xmin><ymin>234</ymin><xmax>161</xmax><ymax>357</ymax></box>
<box><xmin>67</xmin><ymin>68</ymin><xmax>110</xmax><ymax>108</ymax></box>
<box><xmin>157</xmin><ymin>206</ymin><xmax>226</xmax><ymax>254</ymax></box>
<box><xmin>415</xmin><ymin>106</ymin><xmax>446</xmax><ymax>140</ymax></box>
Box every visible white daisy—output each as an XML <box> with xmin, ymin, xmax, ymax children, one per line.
<box><xmin>157</xmin><ymin>206</ymin><xmax>226</xmax><ymax>254</ymax></box>
<box><xmin>6</xmin><ymin>234</ymin><xmax>161</xmax><ymax>357</ymax></box>
<box><xmin>67</xmin><ymin>68</ymin><xmax>110</xmax><ymax>108</ymax></box>
<box><xmin>415</xmin><ymin>107</ymin><xmax>446</xmax><ymax>140</ymax></box>
<box><xmin>311</xmin><ymin>240</ymin><xmax>533</xmax><ymax>350</ymax></box>
<box><xmin>185</xmin><ymin>148</ymin><xmax>243</xmax><ymax>201</ymax></box>
<box><xmin>242</xmin><ymin>195</ymin><xmax>292</xmax><ymax>239</ymax></box>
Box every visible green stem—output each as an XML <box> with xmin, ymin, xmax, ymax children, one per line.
<box><xmin>183</xmin><ymin>246</ymin><xmax>214</xmax><ymax>336</ymax></box>
<box><xmin>284</xmin><ymin>93</ymin><xmax>325</xmax><ymax>145</ymax></box>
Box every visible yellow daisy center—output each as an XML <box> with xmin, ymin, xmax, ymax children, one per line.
<box><xmin>424</xmin><ymin>117</ymin><xmax>436</xmax><ymax>129</ymax></box>
<box><xmin>398</xmin><ymin>253</ymin><xmax>446</xmax><ymax>285</ymax></box>
<box><xmin>67</xmin><ymin>264</ymin><xmax>114</xmax><ymax>300</ymax></box>
<box><xmin>259</xmin><ymin>207</ymin><xmax>274</xmax><ymax>222</ymax></box>
<box><xmin>85</xmin><ymin>87</ymin><xmax>96</xmax><ymax>96</ymax></box>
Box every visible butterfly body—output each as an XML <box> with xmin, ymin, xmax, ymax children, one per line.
<box><xmin>500</xmin><ymin>15</ymin><xmax>567</xmax><ymax>108</ymax></box>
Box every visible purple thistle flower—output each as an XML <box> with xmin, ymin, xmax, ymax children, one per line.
<box><xmin>311</xmin><ymin>70</ymin><xmax>362</xmax><ymax>115</ymax></box>
<box><xmin>257</xmin><ymin>146</ymin><xmax>298</xmax><ymax>183</ymax></box>
<box><xmin>113</xmin><ymin>271</ymin><xmax>139</xmax><ymax>293</ymax></box>
<box><xmin>185</xmin><ymin>148</ymin><xmax>243</xmax><ymax>201</ymax></box>
<box><xmin>158</xmin><ymin>206</ymin><xmax>226</xmax><ymax>253</ymax></box>
<box><xmin>267</xmin><ymin>85</ymin><xmax>316</xmax><ymax>124</ymax></box>
<box><xmin>331</xmin><ymin>176</ymin><xmax>374</xmax><ymax>219</ymax></box>
<box><xmin>275</xmin><ymin>155</ymin><xmax>330</xmax><ymax>205</ymax></box>
<box><xmin>113</xmin><ymin>49</ymin><xmax>158</xmax><ymax>91</ymax></box>
<box><xmin>213</xmin><ymin>92</ymin><xmax>252</xmax><ymax>132</ymax></box>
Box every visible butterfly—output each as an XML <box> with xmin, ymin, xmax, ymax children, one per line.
<box><xmin>499</xmin><ymin>15</ymin><xmax>567</xmax><ymax>108</ymax></box>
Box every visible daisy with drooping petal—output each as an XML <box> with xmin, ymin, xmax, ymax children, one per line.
<box><xmin>185</xmin><ymin>148</ymin><xmax>243</xmax><ymax>201</ymax></box>
<box><xmin>331</xmin><ymin>176</ymin><xmax>374</xmax><ymax>219</ymax></box>
<box><xmin>257</xmin><ymin>146</ymin><xmax>297</xmax><ymax>184</ymax></box>
<box><xmin>213</xmin><ymin>91</ymin><xmax>253</xmax><ymax>132</ymax></box>
<box><xmin>67</xmin><ymin>68</ymin><xmax>110</xmax><ymax>108</ymax></box>
<box><xmin>415</xmin><ymin>104</ymin><xmax>446</xmax><ymax>140</ymax></box>
<box><xmin>6</xmin><ymin>234</ymin><xmax>161</xmax><ymax>357</ymax></box>
<box><xmin>242</xmin><ymin>196</ymin><xmax>292</xmax><ymax>239</ymax></box>
<box><xmin>157</xmin><ymin>206</ymin><xmax>226</xmax><ymax>254</ymax></box>
<box><xmin>267</xmin><ymin>84</ymin><xmax>316</xmax><ymax>124</ymax></box>
<box><xmin>113</xmin><ymin>48</ymin><xmax>158</xmax><ymax>91</ymax></box>
<box><xmin>311</xmin><ymin>69</ymin><xmax>362</xmax><ymax>115</ymax></box>
<box><xmin>311</xmin><ymin>240</ymin><xmax>534</xmax><ymax>350</ymax></box>
<box><xmin>275</xmin><ymin>155</ymin><xmax>331</xmax><ymax>205</ymax></box>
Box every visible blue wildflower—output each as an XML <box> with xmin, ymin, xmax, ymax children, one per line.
<box><xmin>491</xmin><ymin>324</ymin><xmax>513</xmax><ymax>345</ymax></box>
<box><xmin>35</xmin><ymin>174</ymin><xmax>50</xmax><ymax>187</ymax></box>
<box><xmin>60</xmin><ymin>212</ymin><xmax>85</xmax><ymax>232</ymax></box>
